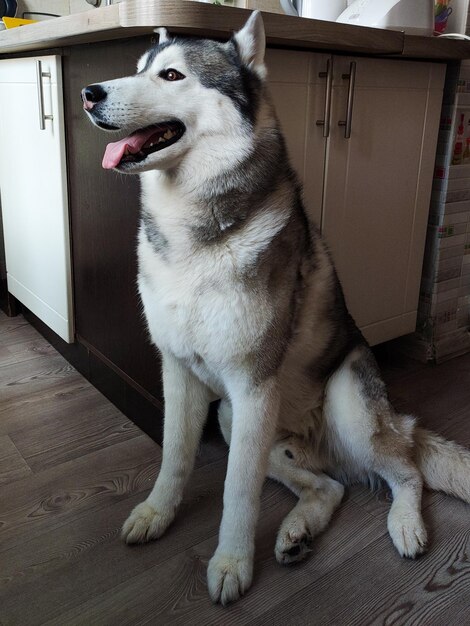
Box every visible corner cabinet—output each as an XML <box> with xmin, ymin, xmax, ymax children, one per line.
<box><xmin>0</xmin><ymin>55</ymin><xmax>74</xmax><ymax>342</ymax></box>
<box><xmin>267</xmin><ymin>51</ymin><xmax>445</xmax><ymax>345</ymax></box>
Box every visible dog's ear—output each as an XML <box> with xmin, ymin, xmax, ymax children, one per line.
<box><xmin>137</xmin><ymin>29</ymin><xmax>171</xmax><ymax>73</ymax></box>
<box><xmin>233</xmin><ymin>11</ymin><xmax>266</xmax><ymax>78</ymax></box>
<box><xmin>154</xmin><ymin>27</ymin><xmax>171</xmax><ymax>44</ymax></box>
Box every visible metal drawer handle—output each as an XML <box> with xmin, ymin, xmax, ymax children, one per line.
<box><xmin>338</xmin><ymin>61</ymin><xmax>357</xmax><ymax>139</ymax></box>
<box><xmin>316</xmin><ymin>58</ymin><xmax>333</xmax><ymax>138</ymax></box>
<box><xmin>36</xmin><ymin>60</ymin><xmax>53</xmax><ymax>131</ymax></box>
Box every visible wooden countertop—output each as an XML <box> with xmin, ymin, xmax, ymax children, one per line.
<box><xmin>0</xmin><ymin>0</ymin><xmax>469</xmax><ymax>60</ymax></box>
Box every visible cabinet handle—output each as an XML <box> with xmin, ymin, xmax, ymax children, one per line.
<box><xmin>338</xmin><ymin>61</ymin><xmax>357</xmax><ymax>139</ymax></box>
<box><xmin>36</xmin><ymin>60</ymin><xmax>54</xmax><ymax>130</ymax></box>
<box><xmin>316</xmin><ymin>58</ymin><xmax>333</xmax><ymax>138</ymax></box>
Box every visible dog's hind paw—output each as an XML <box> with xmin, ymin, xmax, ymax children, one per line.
<box><xmin>275</xmin><ymin>513</ymin><xmax>314</xmax><ymax>565</ymax></box>
<box><xmin>121</xmin><ymin>501</ymin><xmax>173</xmax><ymax>544</ymax></box>
<box><xmin>387</xmin><ymin>509</ymin><xmax>428</xmax><ymax>559</ymax></box>
<box><xmin>207</xmin><ymin>551</ymin><xmax>253</xmax><ymax>605</ymax></box>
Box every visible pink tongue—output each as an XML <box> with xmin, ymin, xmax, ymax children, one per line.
<box><xmin>102</xmin><ymin>126</ymin><xmax>161</xmax><ymax>169</ymax></box>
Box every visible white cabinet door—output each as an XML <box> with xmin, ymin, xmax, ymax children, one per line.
<box><xmin>267</xmin><ymin>49</ymin><xmax>330</xmax><ymax>226</ymax></box>
<box><xmin>0</xmin><ymin>56</ymin><xmax>74</xmax><ymax>342</ymax></box>
<box><xmin>322</xmin><ymin>56</ymin><xmax>444</xmax><ymax>345</ymax></box>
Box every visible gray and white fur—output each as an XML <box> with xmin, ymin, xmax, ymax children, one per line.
<box><xmin>82</xmin><ymin>12</ymin><xmax>470</xmax><ymax>606</ymax></box>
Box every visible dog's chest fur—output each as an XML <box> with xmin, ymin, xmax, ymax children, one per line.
<box><xmin>136</xmin><ymin>173</ymin><xmax>284</xmax><ymax>388</ymax></box>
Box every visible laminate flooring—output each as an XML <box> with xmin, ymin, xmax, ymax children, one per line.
<box><xmin>1</xmin><ymin>310</ymin><xmax>469</xmax><ymax>625</ymax></box>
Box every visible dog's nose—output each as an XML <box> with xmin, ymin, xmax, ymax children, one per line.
<box><xmin>81</xmin><ymin>84</ymin><xmax>107</xmax><ymax>111</ymax></box>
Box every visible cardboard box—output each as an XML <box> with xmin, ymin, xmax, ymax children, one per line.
<box><xmin>212</xmin><ymin>0</ymin><xmax>284</xmax><ymax>12</ymax></box>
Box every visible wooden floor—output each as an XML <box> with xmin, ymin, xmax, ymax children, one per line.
<box><xmin>1</xmin><ymin>310</ymin><xmax>469</xmax><ymax>626</ymax></box>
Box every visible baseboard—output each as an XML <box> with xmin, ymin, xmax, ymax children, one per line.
<box><xmin>0</xmin><ymin>280</ymin><xmax>19</xmax><ymax>317</ymax></box>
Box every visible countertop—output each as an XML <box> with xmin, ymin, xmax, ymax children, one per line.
<box><xmin>0</xmin><ymin>0</ymin><xmax>469</xmax><ymax>60</ymax></box>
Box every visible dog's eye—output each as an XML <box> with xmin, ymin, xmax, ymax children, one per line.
<box><xmin>159</xmin><ymin>68</ymin><xmax>185</xmax><ymax>82</ymax></box>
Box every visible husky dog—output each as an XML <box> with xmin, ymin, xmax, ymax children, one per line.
<box><xmin>82</xmin><ymin>12</ymin><xmax>470</xmax><ymax>605</ymax></box>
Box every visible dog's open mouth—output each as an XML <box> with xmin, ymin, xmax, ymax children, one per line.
<box><xmin>102</xmin><ymin>121</ymin><xmax>185</xmax><ymax>169</ymax></box>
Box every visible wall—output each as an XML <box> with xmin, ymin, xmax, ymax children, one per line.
<box><xmin>15</xmin><ymin>0</ymin><xmax>280</xmax><ymax>17</ymax></box>
<box><xmin>15</xmin><ymin>0</ymin><xmax>123</xmax><ymax>19</ymax></box>
<box><xmin>407</xmin><ymin>61</ymin><xmax>470</xmax><ymax>362</ymax></box>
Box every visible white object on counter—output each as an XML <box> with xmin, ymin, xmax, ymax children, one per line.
<box><xmin>445</xmin><ymin>0</ymin><xmax>470</xmax><ymax>36</ymax></box>
<box><xmin>280</xmin><ymin>0</ymin><xmax>347</xmax><ymax>21</ymax></box>
<box><xmin>336</xmin><ymin>0</ymin><xmax>435</xmax><ymax>36</ymax></box>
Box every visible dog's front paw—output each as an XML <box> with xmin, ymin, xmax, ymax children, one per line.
<box><xmin>207</xmin><ymin>551</ymin><xmax>253</xmax><ymax>605</ymax></box>
<box><xmin>275</xmin><ymin>512</ymin><xmax>314</xmax><ymax>565</ymax></box>
<box><xmin>387</xmin><ymin>508</ymin><xmax>428</xmax><ymax>559</ymax></box>
<box><xmin>121</xmin><ymin>501</ymin><xmax>174</xmax><ymax>544</ymax></box>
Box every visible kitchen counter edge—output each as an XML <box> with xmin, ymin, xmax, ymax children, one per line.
<box><xmin>0</xmin><ymin>0</ymin><xmax>469</xmax><ymax>61</ymax></box>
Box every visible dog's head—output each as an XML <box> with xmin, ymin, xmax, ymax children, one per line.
<box><xmin>82</xmin><ymin>11</ymin><xmax>266</xmax><ymax>173</ymax></box>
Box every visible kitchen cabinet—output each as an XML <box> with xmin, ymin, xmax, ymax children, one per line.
<box><xmin>0</xmin><ymin>55</ymin><xmax>74</xmax><ymax>342</ymax></box>
<box><xmin>268</xmin><ymin>50</ymin><xmax>445</xmax><ymax>345</ymax></box>
<box><xmin>268</xmin><ymin>50</ymin><xmax>328</xmax><ymax>228</ymax></box>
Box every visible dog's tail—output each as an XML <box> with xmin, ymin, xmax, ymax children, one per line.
<box><xmin>414</xmin><ymin>426</ymin><xmax>470</xmax><ymax>503</ymax></box>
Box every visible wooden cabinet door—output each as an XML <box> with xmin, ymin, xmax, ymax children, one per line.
<box><xmin>267</xmin><ymin>50</ymin><xmax>330</xmax><ymax>227</ymax></box>
<box><xmin>322</xmin><ymin>56</ymin><xmax>445</xmax><ymax>345</ymax></box>
<box><xmin>0</xmin><ymin>56</ymin><xmax>73</xmax><ymax>342</ymax></box>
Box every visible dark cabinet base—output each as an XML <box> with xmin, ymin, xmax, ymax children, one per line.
<box><xmin>62</xmin><ymin>37</ymin><xmax>167</xmax><ymax>421</ymax></box>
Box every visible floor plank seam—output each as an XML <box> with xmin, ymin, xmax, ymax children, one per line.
<box><xmin>7</xmin><ymin>436</ymin><xmax>33</xmax><ymax>474</ymax></box>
